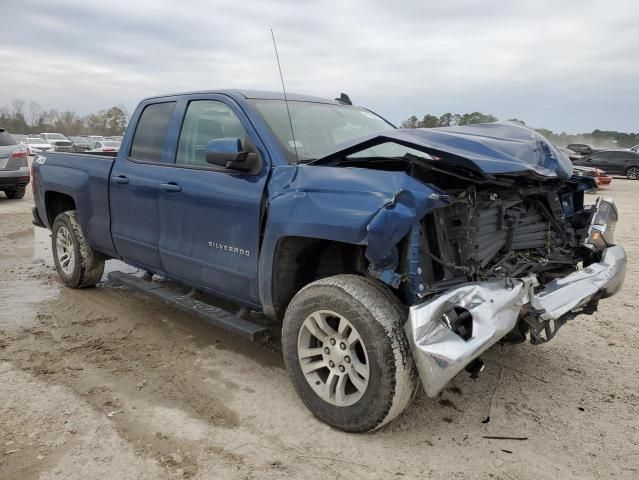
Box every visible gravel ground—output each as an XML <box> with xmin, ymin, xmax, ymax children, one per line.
<box><xmin>0</xmin><ymin>176</ymin><xmax>637</xmax><ymax>479</ymax></box>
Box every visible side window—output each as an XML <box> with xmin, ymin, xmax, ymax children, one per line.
<box><xmin>130</xmin><ymin>102</ymin><xmax>176</xmax><ymax>162</ymax></box>
<box><xmin>592</xmin><ymin>152</ymin><xmax>609</xmax><ymax>163</ymax></box>
<box><xmin>176</xmin><ymin>100</ymin><xmax>248</xmax><ymax>167</ymax></box>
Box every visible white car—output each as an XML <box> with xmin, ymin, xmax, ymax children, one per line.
<box><xmin>88</xmin><ymin>140</ymin><xmax>121</xmax><ymax>153</ymax></box>
<box><xmin>25</xmin><ymin>137</ymin><xmax>54</xmax><ymax>155</ymax></box>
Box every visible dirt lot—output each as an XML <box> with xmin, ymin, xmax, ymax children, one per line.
<box><xmin>0</xmin><ymin>177</ymin><xmax>638</xmax><ymax>480</ymax></box>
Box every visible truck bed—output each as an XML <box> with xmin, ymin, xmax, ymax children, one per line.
<box><xmin>32</xmin><ymin>151</ymin><xmax>117</xmax><ymax>256</ymax></box>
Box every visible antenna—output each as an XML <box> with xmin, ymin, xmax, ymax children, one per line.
<box><xmin>270</xmin><ymin>29</ymin><xmax>300</xmax><ymax>164</ymax></box>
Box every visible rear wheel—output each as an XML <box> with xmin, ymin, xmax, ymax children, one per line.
<box><xmin>52</xmin><ymin>210</ymin><xmax>105</xmax><ymax>288</ymax></box>
<box><xmin>626</xmin><ymin>166</ymin><xmax>639</xmax><ymax>180</ymax></box>
<box><xmin>282</xmin><ymin>274</ymin><xmax>418</xmax><ymax>432</ymax></box>
<box><xmin>5</xmin><ymin>185</ymin><xmax>26</xmax><ymax>199</ymax></box>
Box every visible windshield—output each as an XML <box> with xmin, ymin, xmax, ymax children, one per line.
<box><xmin>47</xmin><ymin>134</ymin><xmax>65</xmax><ymax>139</ymax></box>
<box><xmin>250</xmin><ymin>99</ymin><xmax>402</xmax><ymax>162</ymax></box>
<box><xmin>104</xmin><ymin>141</ymin><xmax>121</xmax><ymax>147</ymax></box>
<box><xmin>27</xmin><ymin>137</ymin><xmax>43</xmax><ymax>143</ymax></box>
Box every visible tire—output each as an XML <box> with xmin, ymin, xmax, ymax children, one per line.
<box><xmin>282</xmin><ymin>274</ymin><xmax>419</xmax><ymax>432</ymax></box>
<box><xmin>51</xmin><ymin>210</ymin><xmax>105</xmax><ymax>288</ymax></box>
<box><xmin>5</xmin><ymin>186</ymin><xmax>26</xmax><ymax>199</ymax></box>
<box><xmin>626</xmin><ymin>166</ymin><xmax>639</xmax><ymax>180</ymax></box>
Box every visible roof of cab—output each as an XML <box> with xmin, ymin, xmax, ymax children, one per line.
<box><xmin>141</xmin><ymin>89</ymin><xmax>342</xmax><ymax>105</ymax></box>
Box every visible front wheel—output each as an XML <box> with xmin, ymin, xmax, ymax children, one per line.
<box><xmin>52</xmin><ymin>210</ymin><xmax>105</xmax><ymax>288</ymax></box>
<box><xmin>282</xmin><ymin>275</ymin><xmax>419</xmax><ymax>432</ymax></box>
<box><xmin>626</xmin><ymin>166</ymin><xmax>639</xmax><ymax>180</ymax></box>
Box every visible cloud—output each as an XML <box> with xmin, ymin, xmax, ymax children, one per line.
<box><xmin>1</xmin><ymin>0</ymin><xmax>637</xmax><ymax>132</ymax></box>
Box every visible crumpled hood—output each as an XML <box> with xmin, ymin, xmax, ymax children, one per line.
<box><xmin>313</xmin><ymin>122</ymin><xmax>573</xmax><ymax>180</ymax></box>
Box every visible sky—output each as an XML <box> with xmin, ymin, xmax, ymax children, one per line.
<box><xmin>1</xmin><ymin>0</ymin><xmax>637</xmax><ymax>133</ymax></box>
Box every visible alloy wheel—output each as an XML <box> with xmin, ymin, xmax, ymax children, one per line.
<box><xmin>55</xmin><ymin>225</ymin><xmax>75</xmax><ymax>275</ymax></box>
<box><xmin>297</xmin><ymin>309</ymin><xmax>370</xmax><ymax>407</ymax></box>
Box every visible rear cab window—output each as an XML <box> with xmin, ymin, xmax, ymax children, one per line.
<box><xmin>129</xmin><ymin>102</ymin><xmax>176</xmax><ymax>162</ymax></box>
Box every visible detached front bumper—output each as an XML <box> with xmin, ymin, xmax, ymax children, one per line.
<box><xmin>405</xmin><ymin>244</ymin><xmax>627</xmax><ymax>398</ymax></box>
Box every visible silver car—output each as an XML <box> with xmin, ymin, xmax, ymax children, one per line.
<box><xmin>0</xmin><ymin>129</ymin><xmax>30</xmax><ymax>199</ymax></box>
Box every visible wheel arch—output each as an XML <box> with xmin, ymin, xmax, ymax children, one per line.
<box><xmin>44</xmin><ymin>191</ymin><xmax>76</xmax><ymax>226</ymax></box>
<box><xmin>267</xmin><ymin>236</ymin><xmax>368</xmax><ymax>321</ymax></box>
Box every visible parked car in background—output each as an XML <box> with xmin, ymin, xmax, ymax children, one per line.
<box><xmin>0</xmin><ymin>128</ymin><xmax>30</xmax><ymax>199</ymax></box>
<box><xmin>558</xmin><ymin>146</ymin><xmax>581</xmax><ymax>161</ymax></box>
<box><xmin>40</xmin><ymin>133</ymin><xmax>73</xmax><ymax>152</ymax></box>
<box><xmin>573</xmin><ymin>149</ymin><xmax>639</xmax><ymax>179</ymax></box>
<box><xmin>572</xmin><ymin>165</ymin><xmax>612</xmax><ymax>191</ymax></box>
<box><xmin>70</xmin><ymin>136</ymin><xmax>93</xmax><ymax>152</ymax></box>
<box><xmin>88</xmin><ymin>140</ymin><xmax>121</xmax><ymax>153</ymax></box>
<box><xmin>566</xmin><ymin>143</ymin><xmax>602</xmax><ymax>156</ymax></box>
<box><xmin>86</xmin><ymin>135</ymin><xmax>104</xmax><ymax>144</ymax></box>
<box><xmin>630</xmin><ymin>145</ymin><xmax>639</xmax><ymax>152</ymax></box>
<box><xmin>26</xmin><ymin>136</ymin><xmax>54</xmax><ymax>155</ymax></box>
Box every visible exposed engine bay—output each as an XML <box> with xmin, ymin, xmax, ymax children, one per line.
<box><xmin>418</xmin><ymin>179</ymin><xmax>598</xmax><ymax>292</ymax></box>
<box><xmin>336</xmin><ymin>153</ymin><xmax>606</xmax><ymax>298</ymax></box>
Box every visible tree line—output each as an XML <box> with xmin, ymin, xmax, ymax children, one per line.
<box><xmin>401</xmin><ymin>112</ymin><xmax>639</xmax><ymax>148</ymax></box>
<box><xmin>0</xmin><ymin>100</ymin><xmax>129</xmax><ymax>137</ymax></box>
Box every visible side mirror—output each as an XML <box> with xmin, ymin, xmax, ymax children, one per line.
<box><xmin>205</xmin><ymin>138</ymin><xmax>262</xmax><ymax>174</ymax></box>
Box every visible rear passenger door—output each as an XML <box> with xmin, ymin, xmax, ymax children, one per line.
<box><xmin>156</xmin><ymin>96</ymin><xmax>270</xmax><ymax>306</ymax></box>
<box><xmin>110</xmin><ymin>101</ymin><xmax>177</xmax><ymax>270</ymax></box>
<box><xmin>608</xmin><ymin>151</ymin><xmax>634</xmax><ymax>175</ymax></box>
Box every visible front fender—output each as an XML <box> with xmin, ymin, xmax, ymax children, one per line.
<box><xmin>257</xmin><ymin>165</ymin><xmax>448</xmax><ymax>314</ymax></box>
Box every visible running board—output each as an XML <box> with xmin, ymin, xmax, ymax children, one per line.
<box><xmin>108</xmin><ymin>271</ymin><xmax>267</xmax><ymax>342</ymax></box>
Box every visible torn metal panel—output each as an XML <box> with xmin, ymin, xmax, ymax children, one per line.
<box><xmin>365</xmin><ymin>189</ymin><xmax>446</xmax><ymax>271</ymax></box>
<box><xmin>531</xmin><ymin>245</ymin><xmax>626</xmax><ymax>320</ymax></box>
<box><xmin>406</xmin><ymin>279</ymin><xmax>534</xmax><ymax>398</ymax></box>
<box><xmin>259</xmin><ymin>165</ymin><xmax>448</xmax><ymax>307</ymax></box>
<box><xmin>312</xmin><ymin>122</ymin><xmax>572</xmax><ymax>180</ymax></box>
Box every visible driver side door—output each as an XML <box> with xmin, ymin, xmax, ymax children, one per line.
<box><xmin>157</xmin><ymin>96</ymin><xmax>270</xmax><ymax>306</ymax></box>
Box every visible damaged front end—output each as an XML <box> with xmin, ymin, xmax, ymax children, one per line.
<box><xmin>404</xmin><ymin>184</ymin><xmax>626</xmax><ymax>397</ymax></box>
<box><xmin>314</xmin><ymin>123</ymin><xmax>627</xmax><ymax>397</ymax></box>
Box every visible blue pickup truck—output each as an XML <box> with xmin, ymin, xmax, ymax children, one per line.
<box><xmin>32</xmin><ymin>90</ymin><xmax>626</xmax><ymax>432</ymax></box>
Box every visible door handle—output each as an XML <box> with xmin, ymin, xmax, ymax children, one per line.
<box><xmin>111</xmin><ymin>175</ymin><xmax>129</xmax><ymax>185</ymax></box>
<box><xmin>160</xmin><ymin>182</ymin><xmax>182</xmax><ymax>192</ymax></box>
